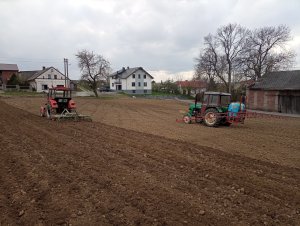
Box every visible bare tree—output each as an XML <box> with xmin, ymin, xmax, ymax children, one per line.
<box><xmin>216</xmin><ymin>23</ymin><xmax>249</xmax><ymax>93</ymax></box>
<box><xmin>243</xmin><ymin>25</ymin><xmax>295</xmax><ymax>80</ymax></box>
<box><xmin>76</xmin><ymin>49</ymin><xmax>111</xmax><ymax>97</ymax></box>
<box><xmin>194</xmin><ymin>34</ymin><xmax>227</xmax><ymax>90</ymax></box>
<box><xmin>195</xmin><ymin>24</ymin><xmax>296</xmax><ymax>94</ymax></box>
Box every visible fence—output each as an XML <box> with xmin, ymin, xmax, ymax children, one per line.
<box><xmin>0</xmin><ymin>84</ymin><xmax>32</xmax><ymax>91</ymax></box>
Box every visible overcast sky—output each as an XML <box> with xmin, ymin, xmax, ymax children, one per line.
<box><xmin>1</xmin><ymin>0</ymin><xmax>300</xmax><ymax>81</ymax></box>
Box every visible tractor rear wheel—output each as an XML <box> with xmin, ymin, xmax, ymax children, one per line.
<box><xmin>204</xmin><ymin>108</ymin><xmax>220</xmax><ymax>127</ymax></box>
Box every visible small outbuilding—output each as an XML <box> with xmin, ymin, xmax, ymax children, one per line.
<box><xmin>0</xmin><ymin>63</ymin><xmax>19</xmax><ymax>85</ymax></box>
<box><xmin>246</xmin><ymin>70</ymin><xmax>300</xmax><ymax>114</ymax></box>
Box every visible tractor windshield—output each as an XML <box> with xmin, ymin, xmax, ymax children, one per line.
<box><xmin>49</xmin><ymin>89</ymin><xmax>71</xmax><ymax>98</ymax></box>
<box><xmin>220</xmin><ymin>95</ymin><xmax>231</xmax><ymax>106</ymax></box>
<box><xmin>54</xmin><ymin>90</ymin><xmax>71</xmax><ymax>98</ymax></box>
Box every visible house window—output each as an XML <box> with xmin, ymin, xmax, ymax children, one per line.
<box><xmin>132</xmin><ymin>74</ymin><xmax>135</xmax><ymax>79</ymax></box>
<box><xmin>54</xmin><ymin>74</ymin><xmax>57</xmax><ymax>79</ymax></box>
<box><xmin>48</xmin><ymin>74</ymin><xmax>51</xmax><ymax>79</ymax></box>
<box><xmin>138</xmin><ymin>82</ymin><xmax>141</xmax><ymax>87</ymax></box>
<box><xmin>144</xmin><ymin>90</ymin><xmax>147</xmax><ymax>94</ymax></box>
<box><xmin>43</xmin><ymin>76</ymin><xmax>44</xmax><ymax>79</ymax></box>
<box><xmin>51</xmin><ymin>69</ymin><xmax>53</xmax><ymax>72</ymax></box>
<box><xmin>132</xmin><ymin>82</ymin><xmax>135</xmax><ymax>87</ymax></box>
<box><xmin>112</xmin><ymin>83</ymin><xmax>114</xmax><ymax>87</ymax></box>
<box><xmin>132</xmin><ymin>90</ymin><xmax>136</xmax><ymax>93</ymax></box>
<box><xmin>42</xmin><ymin>84</ymin><xmax>48</xmax><ymax>90</ymax></box>
<box><xmin>138</xmin><ymin>74</ymin><xmax>141</xmax><ymax>79</ymax></box>
<box><xmin>144</xmin><ymin>74</ymin><xmax>146</xmax><ymax>79</ymax></box>
<box><xmin>144</xmin><ymin>82</ymin><xmax>147</xmax><ymax>87</ymax></box>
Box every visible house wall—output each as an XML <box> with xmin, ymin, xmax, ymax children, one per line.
<box><xmin>31</xmin><ymin>68</ymin><xmax>69</xmax><ymax>92</ymax></box>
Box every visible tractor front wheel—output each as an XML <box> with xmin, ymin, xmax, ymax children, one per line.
<box><xmin>204</xmin><ymin>109</ymin><xmax>220</xmax><ymax>127</ymax></box>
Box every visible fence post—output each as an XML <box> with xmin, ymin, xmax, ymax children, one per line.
<box><xmin>16</xmin><ymin>85</ymin><xmax>20</xmax><ymax>91</ymax></box>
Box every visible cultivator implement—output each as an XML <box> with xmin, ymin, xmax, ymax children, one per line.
<box><xmin>51</xmin><ymin>109</ymin><xmax>92</xmax><ymax>122</ymax></box>
<box><xmin>177</xmin><ymin>110</ymin><xmax>286</xmax><ymax>125</ymax></box>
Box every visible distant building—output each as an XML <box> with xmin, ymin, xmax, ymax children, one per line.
<box><xmin>0</xmin><ymin>63</ymin><xmax>19</xmax><ymax>85</ymax></box>
<box><xmin>19</xmin><ymin>66</ymin><xmax>70</xmax><ymax>92</ymax></box>
<box><xmin>246</xmin><ymin>70</ymin><xmax>300</xmax><ymax>114</ymax></box>
<box><xmin>109</xmin><ymin>67</ymin><xmax>153</xmax><ymax>94</ymax></box>
<box><xmin>177</xmin><ymin>80</ymin><xmax>207</xmax><ymax>96</ymax></box>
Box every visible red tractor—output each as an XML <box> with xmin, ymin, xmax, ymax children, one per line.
<box><xmin>40</xmin><ymin>87</ymin><xmax>91</xmax><ymax>121</ymax></box>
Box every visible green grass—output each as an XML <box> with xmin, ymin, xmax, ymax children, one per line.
<box><xmin>0</xmin><ymin>91</ymin><xmax>44</xmax><ymax>97</ymax></box>
<box><xmin>146</xmin><ymin>92</ymin><xmax>194</xmax><ymax>99</ymax></box>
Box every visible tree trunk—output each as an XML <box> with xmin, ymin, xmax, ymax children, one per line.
<box><xmin>93</xmin><ymin>88</ymin><xmax>98</xmax><ymax>97</ymax></box>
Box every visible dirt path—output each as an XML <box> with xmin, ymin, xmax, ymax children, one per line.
<box><xmin>0</xmin><ymin>100</ymin><xmax>299</xmax><ymax>225</ymax></box>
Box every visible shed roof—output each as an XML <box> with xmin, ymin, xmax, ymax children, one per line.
<box><xmin>250</xmin><ymin>70</ymin><xmax>300</xmax><ymax>90</ymax></box>
<box><xmin>18</xmin><ymin>70</ymin><xmax>39</xmax><ymax>81</ymax></box>
<box><xmin>0</xmin><ymin>63</ymin><xmax>19</xmax><ymax>71</ymax></box>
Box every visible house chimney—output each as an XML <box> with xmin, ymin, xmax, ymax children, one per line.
<box><xmin>42</xmin><ymin>66</ymin><xmax>46</xmax><ymax>70</ymax></box>
<box><xmin>127</xmin><ymin>66</ymin><xmax>129</xmax><ymax>69</ymax></box>
<box><xmin>122</xmin><ymin>67</ymin><xmax>125</xmax><ymax>71</ymax></box>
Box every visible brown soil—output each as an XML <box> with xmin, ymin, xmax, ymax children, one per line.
<box><xmin>4</xmin><ymin>96</ymin><xmax>300</xmax><ymax>168</ymax></box>
<box><xmin>0</xmin><ymin>97</ymin><xmax>300</xmax><ymax>225</ymax></box>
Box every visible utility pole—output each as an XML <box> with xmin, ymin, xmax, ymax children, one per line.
<box><xmin>64</xmin><ymin>58</ymin><xmax>69</xmax><ymax>88</ymax></box>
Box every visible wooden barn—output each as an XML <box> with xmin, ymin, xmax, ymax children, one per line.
<box><xmin>0</xmin><ymin>63</ymin><xmax>19</xmax><ymax>85</ymax></box>
<box><xmin>246</xmin><ymin>70</ymin><xmax>300</xmax><ymax>114</ymax></box>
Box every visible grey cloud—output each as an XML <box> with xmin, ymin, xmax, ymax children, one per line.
<box><xmin>0</xmin><ymin>0</ymin><xmax>299</xmax><ymax>81</ymax></box>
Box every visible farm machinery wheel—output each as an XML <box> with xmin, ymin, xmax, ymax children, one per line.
<box><xmin>204</xmin><ymin>108</ymin><xmax>220</xmax><ymax>127</ymax></box>
<box><xmin>40</xmin><ymin>107</ymin><xmax>46</xmax><ymax>117</ymax></box>
<box><xmin>183</xmin><ymin>115</ymin><xmax>192</xmax><ymax>124</ymax></box>
<box><xmin>46</xmin><ymin>106</ymin><xmax>55</xmax><ymax>120</ymax></box>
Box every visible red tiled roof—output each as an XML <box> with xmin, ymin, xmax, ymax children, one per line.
<box><xmin>177</xmin><ymin>80</ymin><xmax>207</xmax><ymax>88</ymax></box>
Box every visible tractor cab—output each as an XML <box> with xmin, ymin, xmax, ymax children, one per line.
<box><xmin>201</xmin><ymin>92</ymin><xmax>231</xmax><ymax>114</ymax></box>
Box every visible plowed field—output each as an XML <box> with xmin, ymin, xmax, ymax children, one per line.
<box><xmin>1</xmin><ymin>96</ymin><xmax>300</xmax><ymax>225</ymax></box>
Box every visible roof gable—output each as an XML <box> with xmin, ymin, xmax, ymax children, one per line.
<box><xmin>0</xmin><ymin>63</ymin><xmax>19</xmax><ymax>71</ymax></box>
<box><xmin>110</xmin><ymin>67</ymin><xmax>154</xmax><ymax>79</ymax></box>
<box><xmin>251</xmin><ymin>70</ymin><xmax>300</xmax><ymax>90</ymax></box>
<box><xmin>28</xmin><ymin>67</ymin><xmax>66</xmax><ymax>81</ymax></box>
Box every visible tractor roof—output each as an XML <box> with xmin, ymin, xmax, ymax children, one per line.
<box><xmin>204</xmin><ymin>91</ymin><xmax>231</xmax><ymax>96</ymax></box>
<box><xmin>49</xmin><ymin>87</ymin><xmax>71</xmax><ymax>91</ymax></box>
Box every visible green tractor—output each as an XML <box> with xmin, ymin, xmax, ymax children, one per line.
<box><xmin>183</xmin><ymin>92</ymin><xmax>245</xmax><ymax>127</ymax></box>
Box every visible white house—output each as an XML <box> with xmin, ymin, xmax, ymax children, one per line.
<box><xmin>19</xmin><ymin>67</ymin><xmax>70</xmax><ymax>92</ymax></box>
<box><xmin>109</xmin><ymin>67</ymin><xmax>153</xmax><ymax>94</ymax></box>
